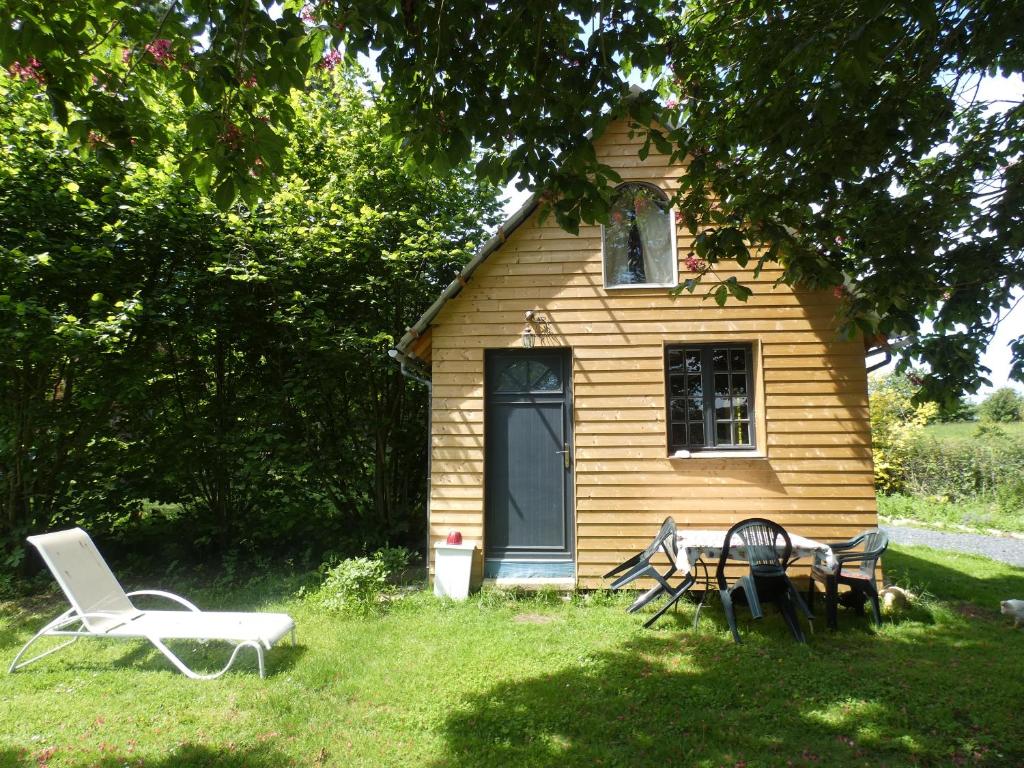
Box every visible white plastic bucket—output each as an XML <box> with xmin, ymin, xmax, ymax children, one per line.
<box><xmin>433</xmin><ymin>542</ymin><xmax>476</xmax><ymax>600</ymax></box>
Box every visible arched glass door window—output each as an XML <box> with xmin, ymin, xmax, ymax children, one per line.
<box><xmin>602</xmin><ymin>183</ymin><xmax>677</xmax><ymax>288</ymax></box>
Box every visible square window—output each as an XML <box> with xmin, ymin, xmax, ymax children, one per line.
<box><xmin>666</xmin><ymin>344</ymin><xmax>755</xmax><ymax>452</ymax></box>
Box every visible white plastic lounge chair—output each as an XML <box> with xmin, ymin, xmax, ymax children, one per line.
<box><xmin>9</xmin><ymin>528</ymin><xmax>296</xmax><ymax>680</ymax></box>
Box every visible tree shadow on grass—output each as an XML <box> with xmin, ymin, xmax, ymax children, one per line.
<box><xmin>5</xmin><ymin>742</ymin><xmax>299</xmax><ymax>768</ymax></box>
<box><xmin>429</xmin><ymin>602</ymin><xmax>1024</xmax><ymax>768</ymax></box>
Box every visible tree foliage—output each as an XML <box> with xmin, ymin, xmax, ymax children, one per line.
<box><xmin>2</xmin><ymin>1</ymin><xmax>1022</xmax><ymax>399</ymax></box>
<box><xmin>0</xmin><ymin>68</ymin><xmax>500</xmax><ymax>567</ymax></box>
<box><xmin>868</xmin><ymin>371</ymin><xmax>938</xmax><ymax>494</ymax></box>
<box><xmin>977</xmin><ymin>387</ymin><xmax>1024</xmax><ymax>423</ymax></box>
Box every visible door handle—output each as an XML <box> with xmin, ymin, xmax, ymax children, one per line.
<box><xmin>555</xmin><ymin>442</ymin><xmax>570</xmax><ymax>469</ymax></box>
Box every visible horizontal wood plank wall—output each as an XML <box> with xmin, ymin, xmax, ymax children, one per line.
<box><xmin>425</xmin><ymin>120</ymin><xmax>877</xmax><ymax>586</ymax></box>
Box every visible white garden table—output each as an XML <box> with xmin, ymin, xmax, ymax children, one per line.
<box><xmin>672</xmin><ymin>529</ymin><xmax>838</xmax><ymax>576</ymax></box>
<box><xmin>648</xmin><ymin>528</ymin><xmax>837</xmax><ymax>630</ymax></box>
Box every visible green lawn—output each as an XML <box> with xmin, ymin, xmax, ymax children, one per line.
<box><xmin>923</xmin><ymin>421</ymin><xmax>1024</xmax><ymax>441</ymax></box>
<box><xmin>2</xmin><ymin>547</ymin><xmax>1023</xmax><ymax>768</ymax></box>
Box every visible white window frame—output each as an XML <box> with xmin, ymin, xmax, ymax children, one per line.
<box><xmin>600</xmin><ymin>182</ymin><xmax>679</xmax><ymax>291</ymax></box>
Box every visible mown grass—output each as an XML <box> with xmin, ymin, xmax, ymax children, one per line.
<box><xmin>877</xmin><ymin>493</ymin><xmax>1024</xmax><ymax>535</ymax></box>
<box><xmin>1</xmin><ymin>546</ymin><xmax>1022</xmax><ymax>768</ymax></box>
<box><xmin>923</xmin><ymin>421</ymin><xmax>1024</xmax><ymax>441</ymax></box>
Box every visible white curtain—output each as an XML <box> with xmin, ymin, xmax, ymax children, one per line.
<box><xmin>635</xmin><ymin>202</ymin><xmax>674</xmax><ymax>285</ymax></box>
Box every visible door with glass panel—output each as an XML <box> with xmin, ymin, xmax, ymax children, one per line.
<box><xmin>484</xmin><ymin>350</ymin><xmax>574</xmax><ymax>573</ymax></box>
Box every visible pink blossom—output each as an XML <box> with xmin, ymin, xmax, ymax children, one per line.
<box><xmin>218</xmin><ymin>123</ymin><xmax>243</xmax><ymax>150</ymax></box>
<box><xmin>86</xmin><ymin>131</ymin><xmax>109</xmax><ymax>149</ymax></box>
<box><xmin>685</xmin><ymin>256</ymin><xmax>708</xmax><ymax>273</ymax></box>
<box><xmin>301</xmin><ymin>4</ymin><xmax>317</xmax><ymax>23</ymax></box>
<box><xmin>674</xmin><ymin>210</ymin><xmax>683</xmax><ymax>225</ymax></box>
<box><xmin>832</xmin><ymin>285</ymin><xmax>845</xmax><ymax>299</ymax></box>
<box><xmin>9</xmin><ymin>57</ymin><xmax>45</xmax><ymax>84</ymax></box>
<box><xmin>240</xmin><ymin>74</ymin><xmax>258</xmax><ymax>88</ymax></box>
<box><xmin>318</xmin><ymin>49</ymin><xmax>343</xmax><ymax>71</ymax></box>
<box><xmin>122</xmin><ymin>48</ymin><xmax>133</xmax><ymax>64</ymax></box>
<box><xmin>666</xmin><ymin>98</ymin><xmax>678</xmax><ymax>109</ymax></box>
<box><xmin>144</xmin><ymin>39</ymin><xmax>174</xmax><ymax>66</ymax></box>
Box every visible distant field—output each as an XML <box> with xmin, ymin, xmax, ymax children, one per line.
<box><xmin>923</xmin><ymin>421</ymin><xmax>1024</xmax><ymax>441</ymax></box>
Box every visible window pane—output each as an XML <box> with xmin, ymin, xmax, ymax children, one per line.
<box><xmin>529</xmin><ymin>361</ymin><xmax>561</xmax><ymax>391</ymax></box>
<box><xmin>715</xmin><ymin>397</ymin><xmax>732</xmax><ymax>420</ymax></box>
<box><xmin>712</xmin><ymin>349</ymin><xmax>728</xmax><ymax>371</ymax></box>
<box><xmin>716</xmin><ymin>422</ymin><xmax>733</xmax><ymax>445</ymax></box>
<box><xmin>687</xmin><ymin>398</ymin><xmax>703</xmax><ymax>422</ymax></box>
<box><xmin>670</xmin><ymin>375</ymin><xmax>688</xmax><ymax>396</ymax></box>
<box><xmin>671</xmin><ymin>423</ymin><xmax>688</xmax><ymax>447</ymax></box>
<box><xmin>714</xmin><ymin>374</ymin><xmax>730</xmax><ymax>396</ymax></box>
<box><xmin>735</xmin><ymin>422</ymin><xmax>751</xmax><ymax>446</ymax></box>
<box><xmin>731</xmin><ymin>373</ymin><xmax>747</xmax><ymax>396</ymax></box>
<box><xmin>730</xmin><ymin>349</ymin><xmax>747</xmax><ymax>371</ymax></box>
<box><xmin>495</xmin><ymin>360</ymin><xmax>530</xmax><ymax>392</ymax></box>
<box><xmin>667</xmin><ymin>349</ymin><xmax>687</xmax><ymax>372</ymax></box>
<box><xmin>686</xmin><ymin>377</ymin><xmax>703</xmax><ymax>397</ymax></box>
<box><xmin>604</xmin><ymin>184</ymin><xmax>674</xmax><ymax>287</ymax></box>
<box><xmin>670</xmin><ymin>399</ymin><xmax>688</xmax><ymax>422</ymax></box>
<box><xmin>734</xmin><ymin>398</ymin><xmax>749</xmax><ymax>420</ymax></box>
<box><xmin>686</xmin><ymin>350</ymin><xmax>701</xmax><ymax>373</ymax></box>
<box><xmin>689</xmin><ymin>423</ymin><xmax>705</xmax><ymax>446</ymax></box>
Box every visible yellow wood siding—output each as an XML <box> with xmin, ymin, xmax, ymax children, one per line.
<box><xmin>425</xmin><ymin>120</ymin><xmax>876</xmax><ymax>586</ymax></box>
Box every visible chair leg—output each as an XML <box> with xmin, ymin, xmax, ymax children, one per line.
<box><xmin>864</xmin><ymin>584</ymin><xmax>883</xmax><ymax>628</ymax></box>
<box><xmin>739</xmin><ymin>576</ymin><xmax>764</xmax><ymax>620</ymax></box>
<box><xmin>719</xmin><ymin>590</ymin><xmax>742</xmax><ymax>644</ymax></box>
<box><xmin>825</xmin><ymin>578</ymin><xmax>839</xmax><ymax>631</ymax></box>
<box><xmin>642</xmin><ymin>573</ymin><xmax>695</xmax><ymax>629</ymax></box>
<box><xmin>778</xmin><ymin>593</ymin><xmax>806</xmax><ymax>643</ymax></box>
<box><xmin>147</xmin><ymin>636</ymin><xmax>264</xmax><ymax>680</ymax></box>
<box><xmin>806</xmin><ymin>579</ymin><xmax>816</xmax><ymax>616</ymax></box>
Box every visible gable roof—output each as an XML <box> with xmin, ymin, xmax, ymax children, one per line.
<box><xmin>390</xmin><ymin>86</ymin><xmax>655</xmax><ymax>371</ymax></box>
<box><xmin>391</xmin><ymin>190</ymin><xmax>539</xmax><ymax>366</ymax></box>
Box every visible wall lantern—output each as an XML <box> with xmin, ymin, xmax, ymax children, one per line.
<box><xmin>521</xmin><ymin>309</ymin><xmax>549</xmax><ymax>349</ymax></box>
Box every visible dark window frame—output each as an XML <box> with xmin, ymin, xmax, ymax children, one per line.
<box><xmin>664</xmin><ymin>343</ymin><xmax>756</xmax><ymax>454</ymax></box>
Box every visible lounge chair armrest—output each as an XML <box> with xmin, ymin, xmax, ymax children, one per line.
<box><xmin>126</xmin><ymin>590</ymin><xmax>201</xmax><ymax>612</ymax></box>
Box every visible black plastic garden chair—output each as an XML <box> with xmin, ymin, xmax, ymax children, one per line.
<box><xmin>716</xmin><ymin>518</ymin><xmax>814</xmax><ymax>644</ymax></box>
<box><xmin>605</xmin><ymin>517</ymin><xmax>695</xmax><ymax>627</ymax></box>
<box><xmin>807</xmin><ymin>529</ymin><xmax>889</xmax><ymax>630</ymax></box>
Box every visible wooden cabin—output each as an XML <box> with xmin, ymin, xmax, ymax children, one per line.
<box><xmin>391</xmin><ymin>118</ymin><xmax>877</xmax><ymax>589</ymax></box>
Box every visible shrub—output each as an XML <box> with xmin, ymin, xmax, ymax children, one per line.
<box><xmin>869</xmin><ymin>372</ymin><xmax>938</xmax><ymax>494</ymax></box>
<box><xmin>977</xmin><ymin>387</ymin><xmax>1024</xmax><ymax>423</ymax></box>
<box><xmin>304</xmin><ymin>547</ymin><xmax>413</xmax><ymax>615</ymax></box>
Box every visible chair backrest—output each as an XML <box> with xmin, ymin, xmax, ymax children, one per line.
<box><xmin>848</xmin><ymin>529</ymin><xmax>889</xmax><ymax>578</ymax></box>
<box><xmin>645</xmin><ymin>517</ymin><xmax>677</xmax><ymax>561</ymax></box>
<box><xmin>716</xmin><ymin>518</ymin><xmax>791</xmax><ymax>585</ymax></box>
<box><xmin>27</xmin><ymin>528</ymin><xmax>139</xmax><ymax>632</ymax></box>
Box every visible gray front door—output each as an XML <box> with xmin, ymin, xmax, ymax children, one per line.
<box><xmin>485</xmin><ymin>350</ymin><xmax>573</xmax><ymax>566</ymax></box>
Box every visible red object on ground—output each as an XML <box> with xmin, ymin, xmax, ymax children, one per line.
<box><xmin>446</xmin><ymin>530</ymin><xmax>463</xmax><ymax>545</ymax></box>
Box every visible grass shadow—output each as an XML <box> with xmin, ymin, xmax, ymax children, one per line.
<box><xmin>428</xmin><ymin>549</ymin><xmax>1024</xmax><ymax>768</ymax></box>
<box><xmin>6</xmin><ymin>743</ymin><xmax>298</xmax><ymax>768</ymax></box>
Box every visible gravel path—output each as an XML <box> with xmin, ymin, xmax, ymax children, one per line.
<box><xmin>882</xmin><ymin>525</ymin><xmax>1024</xmax><ymax>568</ymax></box>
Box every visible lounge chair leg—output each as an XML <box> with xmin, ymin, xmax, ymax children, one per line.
<box><xmin>290</xmin><ymin>628</ymin><xmax>297</xmax><ymax>646</ymax></box>
<box><xmin>148</xmin><ymin>637</ymin><xmax>265</xmax><ymax>680</ymax></box>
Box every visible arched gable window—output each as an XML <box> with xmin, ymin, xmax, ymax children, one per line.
<box><xmin>602</xmin><ymin>183</ymin><xmax>677</xmax><ymax>289</ymax></box>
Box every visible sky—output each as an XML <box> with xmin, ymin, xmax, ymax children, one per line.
<box><xmin>497</xmin><ymin>75</ymin><xmax>1024</xmax><ymax>398</ymax></box>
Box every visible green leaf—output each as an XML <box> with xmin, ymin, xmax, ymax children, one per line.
<box><xmin>213</xmin><ymin>178</ymin><xmax>236</xmax><ymax>211</ymax></box>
